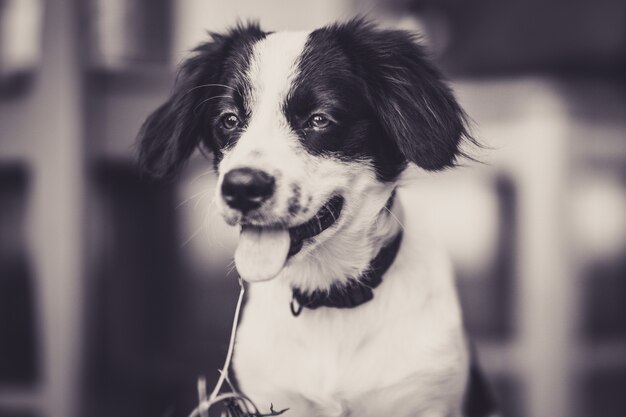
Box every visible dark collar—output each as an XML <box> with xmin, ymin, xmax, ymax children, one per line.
<box><xmin>290</xmin><ymin>231</ymin><xmax>403</xmax><ymax>316</ymax></box>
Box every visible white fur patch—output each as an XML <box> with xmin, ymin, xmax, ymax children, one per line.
<box><xmin>217</xmin><ymin>30</ymin><xmax>310</xmax><ymax>174</ymax></box>
<box><xmin>217</xmin><ymin>31</ymin><xmax>311</xmax><ymax>226</ymax></box>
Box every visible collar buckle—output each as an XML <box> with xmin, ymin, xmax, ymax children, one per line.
<box><xmin>290</xmin><ymin>295</ymin><xmax>303</xmax><ymax>317</ymax></box>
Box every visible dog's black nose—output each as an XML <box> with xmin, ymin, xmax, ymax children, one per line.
<box><xmin>221</xmin><ymin>168</ymin><xmax>275</xmax><ymax>212</ymax></box>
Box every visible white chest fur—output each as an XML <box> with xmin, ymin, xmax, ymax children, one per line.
<box><xmin>233</xmin><ymin>198</ymin><xmax>470</xmax><ymax>417</ymax></box>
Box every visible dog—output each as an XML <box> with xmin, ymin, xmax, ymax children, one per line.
<box><xmin>136</xmin><ymin>18</ymin><xmax>496</xmax><ymax>417</ymax></box>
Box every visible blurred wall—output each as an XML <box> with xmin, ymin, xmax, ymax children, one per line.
<box><xmin>0</xmin><ymin>1</ymin><xmax>624</xmax><ymax>417</ymax></box>
<box><xmin>0</xmin><ymin>1</ymin><xmax>84</xmax><ymax>417</ymax></box>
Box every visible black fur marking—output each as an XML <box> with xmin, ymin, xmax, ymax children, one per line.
<box><xmin>287</xmin><ymin>183</ymin><xmax>302</xmax><ymax>216</ymax></box>
<box><xmin>286</xmin><ymin>18</ymin><xmax>472</xmax><ymax>180</ymax></box>
<box><xmin>136</xmin><ymin>23</ymin><xmax>267</xmax><ymax>178</ymax></box>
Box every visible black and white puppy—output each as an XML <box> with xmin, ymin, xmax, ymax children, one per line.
<box><xmin>137</xmin><ymin>19</ymin><xmax>495</xmax><ymax>417</ymax></box>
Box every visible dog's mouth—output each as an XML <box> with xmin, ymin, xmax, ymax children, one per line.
<box><xmin>234</xmin><ymin>195</ymin><xmax>344</xmax><ymax>282</ymax></box>
<box><xmin>287</xmin><ymin>195</ymin><xmax>344</xmax><ymax>256</ymax></box>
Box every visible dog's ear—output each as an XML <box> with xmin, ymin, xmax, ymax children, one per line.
<box><xmin>136</xmin><ymin>23</ymin><xmax>265</xmax><ymax>178</ymax></box>
<box><xmin>136</xmin><ymin>40</ymin><xmax>225</xmax><ymax>178</ymax></box>
<box><xmin>343</xmin><ymin>20</ymin><xmax>471</xmax><ymax>171</ymax></box>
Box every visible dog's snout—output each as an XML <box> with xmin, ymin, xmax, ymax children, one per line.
<box><xmin>222</xmin><ymin>168</ymin><xmax>275</xmax><ymax>212</ymax></box>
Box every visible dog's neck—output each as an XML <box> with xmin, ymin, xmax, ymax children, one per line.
<box><xmin>280</xmin><ymin>188</ymin><xmax>403</xmax><ymax>294</ymax></box>
<box><xmin>290</xmin><ymin>230</ymin><xmax>402</xmax><ymax>315</ymax></box>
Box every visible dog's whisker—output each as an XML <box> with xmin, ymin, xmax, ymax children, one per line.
<box><xmin>384</xmin><ymin>206</ymin><xmax>406</xmax><ymax>231</ymax></box>
<box><xmin>193</xmin><ymin>95</ymin><xmax>233</xmax><ymax>114</ymax></box>
<box><xmin>191</xmin><ymin>170</ymin><xmax>215</xmax><ymax>184</ymax></box>
<box><xmin>328</xmin><ymin>207</ymin><xmax>338</xmax><ymax>224</ymax></box>
<box><xmin>177</xmin><ymin>189</ymin><xmax>210</xmax><ymax>209</ymax></box>
<box><xmin>315</xmin><ymin>213</ymin><xmax>323</xmax><ymax>233</ymax></box>
<box><xmin>202</xmin><ymin>192</ymin><xmax>216</xmax><ymax>209</ymax></box>
<box><xmin>193</xmin><ymin>191</ymin><xmax>212</xmax><ymax>211</ymax></box>
<box><xmin>184</xmin><ymin>83</ymin><xmax>237</xmax><ymax>97</ymax></box>
<box><xmin>203</xmin><ymin>199</ymin><xmax>231</xmax><ymax>250</ymax></box>
<box><xmin>183</xmin><ymin>194</ymin><xmax>218</xmax><ymax>248</ymax></box>
<box><xmin>181</xmin><ymin>223</ymin><xmax>206</xmax><ymax>247</ymax></box>
<box><xmin>226</xmin><ymin>262</ymin><xmax>238</xmax><ymax>277</ymax></box>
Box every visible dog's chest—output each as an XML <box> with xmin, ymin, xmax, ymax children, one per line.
<box><xmin>233</xmin><ymin>265</ymin><xmax>468</xmax><ymax>417</ymax></box>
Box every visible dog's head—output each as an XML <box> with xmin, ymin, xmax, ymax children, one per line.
<box><xmin>137</xmin><ymin>19</ymin><xmax>470</xmax><ymax>285</ymax></box>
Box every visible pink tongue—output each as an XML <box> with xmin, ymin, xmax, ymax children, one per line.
<box><xmin>234</xmin><ymin>226</ymin><xmax>290</xmax><ymax>282</ymax></box>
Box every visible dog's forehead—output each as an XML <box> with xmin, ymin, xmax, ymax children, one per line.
<box><xmin>245</xmin><ymin>31</ymin><xmax>311</xmax><ymax>110</ymax></box>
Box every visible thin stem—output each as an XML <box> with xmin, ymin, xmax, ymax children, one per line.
<box><xmin>197</xmin><ymin>376</ymin><xmax>209</xmax><ymax>417</ymax></box>
<box><xmin>209</xmin><ymin>280</ymin><xmax>246</xmax><ymax>401</ymax></box>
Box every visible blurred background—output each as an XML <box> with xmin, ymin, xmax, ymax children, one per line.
<box><xmin>0</xmin><ymin>0</ymin><xmax>625</xmax><ymax>416</ymax></box>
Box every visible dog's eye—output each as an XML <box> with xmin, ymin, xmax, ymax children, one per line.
<box><xmin>220</xmin><ymin>113</ymin><xmax>240</xmax><ymax>130</ymax></box>
<box><xmin>307</xmin><ymin>114</ymin><xmax>331</xmax><ymax>129</ymax></box>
